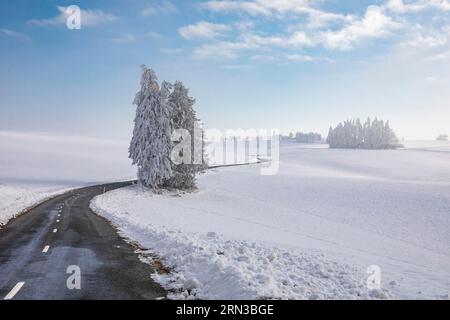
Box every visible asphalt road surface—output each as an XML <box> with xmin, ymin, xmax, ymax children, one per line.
<box><xmin>0</xmin><ymin>182</ymin><xmax>167</xmax><ymax>300</ymax></box>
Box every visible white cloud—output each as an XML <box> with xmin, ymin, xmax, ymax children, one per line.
<box><xmin>246</xmin><ymin>32</ymin><xmax>313</xmax><ymax>48</ymax></box>
<box><xmin>202</xmin><ymin>0</ymin><xmax>353</xmax><ymax>28</ymax></box>
<box><xmin>192</xmin><ymin>31</ymin><xmax>313</xmax><ymax>59</ymax></box>
<box><xmin>190</xmin><ymin>5</ymin><xmax>399</xmax><ymax>59</ymax></box>
<box><xmin>320</xmin><ymin>6</ymin><xmax>400</xmax><ymax>50</ymax></box>
<box><xmin>234</xmin><ymin>21</ymin><xmax>255</xmax><ymax>31</ymax></box>
<box><xmin>0</xmin><ymin>29</ymin><xmax>31</xmax><ymax>42</ymax></box>
<box><xmin>385</xmin><ymin>0</ymin><xmax>450</xmax><ymax>13</ymax></box>
<box><xmin>401</xmin><ymin>33</ymin><xmax>448</xmax><ymax>47</ymax></box>
<box><xmin>194</xmin><ymin>40</ymin><xmax>255</xmax><ymax>59</ymax></box>
<box><xmin>179</xmin><ymin>21</ymin><xmax>231</xmax><ymax>39</ymax></box>
<box><xmin>202</xmin><ymin>0</ymin><xmax>272</xmax><ymax>16</ymax></box>
<box><xmin>385</xmin><ymin>0</ymin><xmax>426</xmax><ymax>13</ymax></box>
<box><xmin>111</xmin><ymin>31</ymin><xmax>164</xmax><ymax>44</ymax></box>
<box><xmin>141</xmin><ymin>1</ymin><xmax>178</xmax><ymax>16</ymax></box>
<box><xmin>28</xmin><ymin>6</ymin><xmax>118</xmax><ymax>27</ymax></box>
<box><xmin>252</xmin><ymin>53</ymin><xmax>332</xmax><ymax>63</ymax></box>
<box><xmin>285</xmin><ymin>53</ymin><xmax>317</xmax><ymax>62</ymax></box>
<box><xmin>193</xmin><ymin>2</ymin><xmax>401</xmax><ymax>59</ymax></box>
<box><xmin>187</xmin><ymin>1</ymin><xmax>450</xmax><ymax>62</ymax></box>
<box><xmin>305</xmin><ymin>9</ymin><xmax>355</xmax><ymax>29</ymax></box>
<box><xmin>202</xmin><ymin>0</ymin><xmax>316</xmax><ymax>16</ymax></box>
<box><xmin>222</xmin><ymin>64</ymin><xmax>254</xmax><ymax>70</ymax></box>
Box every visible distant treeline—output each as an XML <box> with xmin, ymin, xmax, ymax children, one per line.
<box><xmin>283</xmin><ymin>132</ymin><xmax>323</xmax><ymax>143</ymax></box>
<box><xmin>327</xmin><ymin>118</ymin><xmax>401</xmax><ymax>149</ymax></box>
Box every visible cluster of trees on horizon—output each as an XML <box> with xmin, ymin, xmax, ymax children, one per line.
<box><xmin>326</xmin><ymin>118</ymin><xmax>401</xmax><ymax>149</ymax></box>
<box><xmin>129</xmin><ymin>65</ymin><xmax>206</xmax><ymax>190</ymax></box>
<box><xmin>284</xmin><ymin>132</ymin><xmax>323</xmax><ymax>143</ymax></box>
<box><xmin>436</xmin><ymin>134</ymin><xmax>448</xmax><ymax>141</ymax></box>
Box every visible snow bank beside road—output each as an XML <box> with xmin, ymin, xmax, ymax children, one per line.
<box><xmin>91</xmin><ymin>189</ymin><xmax>375</xmax><ymax>300</ymax></box>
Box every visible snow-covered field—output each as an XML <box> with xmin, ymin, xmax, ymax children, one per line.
<box><xmin>0</xmin><ymin>131</ymin><xmax>135</xmax><ymax>183</ymax></box>
<box><xmin>91</xmin><ymin>141</ymin><xmax>450</xmax><ymax>300</ymax></box>
<box><xmin>0</xmin><ymin>130</ymin><xmax>135</xmax><ymax>226</ymax></box>
<box><xmin>205</xmin><ymin>138</ymin><xmax>265</xmax><ymax>166</ymax></box>
<box><xmin>0</xmin><ymin>183</ymin><xmax>74</xmax><ymax>226</ymax></box>
<box><xmin>402</xmin><ymin>140</ymin><xmax>450</xmax><ymax>152</ymax></box>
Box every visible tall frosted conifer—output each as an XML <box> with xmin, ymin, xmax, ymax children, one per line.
<box><xmin>165</xmin><ymin>81</ymin><xmax>206</xmax><ymax>189</ymax></box>
<box><xmin>129</xmin><ymin>65</ymin><xmax>172</xmax><ymax>188</ymax></box>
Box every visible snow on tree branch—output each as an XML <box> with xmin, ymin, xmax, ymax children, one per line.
<box><xmin>129</xmin><ymin>65</ymin><xmax>205</xmax><ymax>189</ymax></box>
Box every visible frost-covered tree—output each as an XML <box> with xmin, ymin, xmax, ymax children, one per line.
<box><xmin>436</xmin><ymin>134</ymin><xmax>448</xmax><ymax>141</ymax></box>
<box><xmin>381</xmin><ymin>121</ymin><xmax>399</xmax><ymax>148</ymax></box>
<box><xmin>355</xmin><ymin>118</ymin><xmax>363</xmax><ymax>148</ymax></box>
<box><xmin>129</xmin><ymin>65</ymin><xmax>172</xmax><ymax>188</ymax></box>
<box><xmin>326</xmin><ymin>126</ymin><xmax>335</xmax><ymax>146</ymax></box>
<box><xmin>327</xmin><ymin>118</ymin><xmax>401</xmax><ymax>149</ymax></box>
<box><xmin>129</xmin><ymin>66</ymin><xmax>206</xmax><ymax>190</ymax></box>
<box><xmin>371</xmin><ymin>118</ymin><xmax>383</xmax><ymax>149</ymax></box>
<box><xmin>164</xmin><ymin>81</ymin><xmax>206</xmax><ymax>189</ymax></box>
<box><xmin>362</xmin><ymin>117</ymin><xmax>372</xmax><ymax>149</ymax></box>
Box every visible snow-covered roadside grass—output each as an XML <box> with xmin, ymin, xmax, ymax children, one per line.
<box><xmin>91</xmin><ymin>190</ymin><xmax>382</xmax><ymax>300</ymax></box>
<box><xmin>0</xmin><ymin>184</ymin><xmax>75</xmax><ymax>226</ymax></box>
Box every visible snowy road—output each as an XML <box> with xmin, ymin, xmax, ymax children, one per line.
<box><xmin>0</xmin><ymin>182</ymin><xmax>166</xmax><ymax>300</ymax></box>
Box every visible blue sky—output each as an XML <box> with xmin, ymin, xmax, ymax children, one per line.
<box><xmin>1</xmin><ymin>0</ymin><xmax>449</xmax><ymax>140</ymax></box>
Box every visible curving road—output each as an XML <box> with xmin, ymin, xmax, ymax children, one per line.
<box><xmin>0</xmin><ymin>182</ymin><xmax>167</xmax><ymax>300</ymax></box>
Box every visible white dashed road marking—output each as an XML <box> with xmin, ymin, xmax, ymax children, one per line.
<box><xmin>42</xmin><ymin>245</ymin><xmax>50</xmax><ymax>253</ymax></box>
<box><xmin>53</xmin><ymin>229</ymin><xmax>57</xmax><ymax>233</ymax></box>
<box><xmin>4</xmin><ymin>282</ymin><xmax>25</xmax><ymax>300</ymax></box>
<box><xmin>56</xmin><ymin>220</ymin><xmax>60</xmax><ymax>223</ymax></box>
